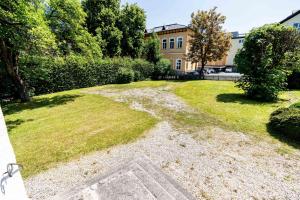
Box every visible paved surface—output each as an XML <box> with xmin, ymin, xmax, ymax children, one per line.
<box><xmin>52</xmin><ymin>157</ymin><xmax>195</xmax><ymax>200</ymax></box>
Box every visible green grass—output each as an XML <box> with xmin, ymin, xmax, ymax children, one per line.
<box><xmin>174</xmin><ymin>81</ymin><xmax>300</xmax><ymax>142</ymax></box>
<box><xmin>2</xmin><ymin>89</ymin><xmax>157</xmax><ymax>178</ymax></box>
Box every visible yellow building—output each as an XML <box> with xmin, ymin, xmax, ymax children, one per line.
<box><xmin>145</xmin><ymin>24</ymin><xmax>243</xmax><ymax>73</ymax></box>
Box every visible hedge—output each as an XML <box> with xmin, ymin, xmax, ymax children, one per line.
<box><xmin>269</xmin><ymin>105</ymin><xmax>300</xmax><ymax>140</ymax></box>
<box><xmin>17</xmin><ymin>55</ymin><xmax>154</xmax><ymax>96</ymax></box>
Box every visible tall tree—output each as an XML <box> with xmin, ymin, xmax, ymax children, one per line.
<box><xmin>143</xmin><ymin>33</ymin><xmax>161</xmax><ymax>64</ymax></box>
<box><xmin>83</xmin><ymin>0</ymin><xmax>122</xmax><ymax>57</ymax></box>
<box><xmin>119</xmin><ymin>3</ymin><xmax>146</xmax><ymax>58</ymax></box>
<box><xmin>46</xmin><ymin>0</ymin><xmax>102</xmax><ymax>58</ymax></box>
<box><xmin>188</xmin><ymin>7</ymin><xmax>231</xmax><ymax>78</ymax></box>
<box><xmin>0</xmin><ymin>0</ymin><xmax>56</xmax><ymax>101</ymax></box>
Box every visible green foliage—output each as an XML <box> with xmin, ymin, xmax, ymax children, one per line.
<box><xmin>119</xmin><ymin>3</ymin><xmax>146</xmax><ymax>58</ymax></box>
<box><xmin>188</xmin><ymin>7</ymin><xmax>231</xmax><ymax>74</ymax></box>
<box><xmin>235</xmin><ymin>24</ymin><xmax>300</xmax><ymax>101</ymax></box>
<box><xmin>152</xmin><ymin>59</ymin><xmax>174</xmax><ymax>79</ymax></box>
<box><xmin>83</xmin><ymin>0</ymin><xmax>122</xmax><ymax>57</ymax></box>
<box><xmin>46</xmin><ymin>0</ymin><xmax>102</xmax><ymax>58</ymax></box>
<box><xmin>290</xmin><ymin>102</ymin><xmax>300</xmax><ymax>109</ymax></box>
<box><xmin>143</xmin><ymin>33</ymin><xmax>161</xmax><ymax>64</ymax></box>
<box><xmin>18</xmin><ymin>56</ymin><xmax>155</xmax><ymax>96</ymax></box>
<box><xmin>116</xmin><ymin>67</ymin><xmax>134</xmax><ymax>84</ymax></box>
<box><xmin>269</xmin><ymin>107</ymin><xmax>300</xmax><ymax>140</ymax></box>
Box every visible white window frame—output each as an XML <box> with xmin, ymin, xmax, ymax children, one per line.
<box><xmin>162</xmin><ymin>38</ymin><xmax>167</xmax><ymax>49</ymax></box>
<box><xmin>176</xmin><ymin>59</ymin><xmax>182</xmax><ymax>70</ymax></box>
<box><xmin>169</xmin><ymin>37</ymin><xmax>175</xmax><ymax>49</ymax></box>
<box><xmin>177</xmin><ymin>37</ymin><xmax>183</xmax><ymax>48</ymax></box>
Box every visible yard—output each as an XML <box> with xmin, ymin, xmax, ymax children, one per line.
<box><xmin>2</xmin><ymin>89</ymin><xmax>157</xmax><ymax>177</ymax></box>
<box><xmin>3</xmin><ymin>80</ymin><xmax>300</xmax><ymax>178</ymax></box>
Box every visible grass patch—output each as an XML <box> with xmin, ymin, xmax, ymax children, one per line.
<box><xmin>175</xmin><ymin>81</ymin><xmax>300</xmax><ymax>148</ymax></box>
<box><xmin>2</xmin><ymin>89</ymin><xmax>157</xmax><ymax>178</ymax></box>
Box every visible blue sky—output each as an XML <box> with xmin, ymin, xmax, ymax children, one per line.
<box><xmin>121</xmin><ymin>0</ymin><xmax>299</xmax><ymax>33</ymax></box>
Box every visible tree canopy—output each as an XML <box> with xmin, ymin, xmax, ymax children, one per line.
<box><xmin>119</xmin><ymin>3</ymin><xmax>146</xmax><ymax>58</ymax></box>
<box><xmin>235</xmin><ymin>23</ymin><xmax>300</xmax><ymax>101</ymax></box>
<box><xmin>188</xmin><ymin>7</ymin><xmax>231</xmax><ymax>77</ymax></box>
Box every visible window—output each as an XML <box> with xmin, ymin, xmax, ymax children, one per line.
<box><xmin>169</xmin><ymin>38</ymin><xmax>175</xmax><ymax>49</ymax></box>
<box><xmin>177</xmin><ymin>37</ymin><xmax>183</xmax><ymax>48</ymax></box>
<box><xmin>162</xmin><ymin>39</ymin><xmax>167</xmax><ymax>49</ymax></box>
<box><xmin>293</xmin><ymin>23</ymin><xmax>300</xmax><ymax>30</ymax></box>
<box><xmin>239</xmin><ymin>39</ymin><xmax>244</xmax><ymax>43</ymax></box>
<box><xmin>176</xmin><ymin>59</ymin><xmax>182</xmax><ymax>70</ymax></box>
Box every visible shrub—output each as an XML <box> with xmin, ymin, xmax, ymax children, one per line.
<box><xmin>116</xmin><ymin>67</ymin><xmax>134</xmax><ymax>84</ymax></box>
<box><xmin>290</xmin><ymin>102</ymin><xmax>300</xmax><ymax>109</ymax></box>
<box><xmin>269</xmin><ymin>107</ymin><xmax>300</xmax><ymax>140</ymax></box>
<box><xmin>11</xmin><ymin>55</ymin><xmax>153</xmax><ymax>97</ymax></box>
<box><xmin>235</xmin><ymin>24</ymin><xmax>300</xmax><ymax>101</ymax></box>
<box><xmin>152</xmin><ymin>59</ymin><xmax>174</xmax><ymax>79</ymax></box>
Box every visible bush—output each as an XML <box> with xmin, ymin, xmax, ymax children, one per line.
<box><xmin>235</xmin><ymin>24</ymin><xmax>300</xmax><ymax>101</ymax></box>
<box><xmin>11</xmin><ymin>55</ymin><xmax>154</xmax><ymax>96</ymax></box>
<box><xmin>269</xmin><ymin>107</ymin><xmax>300</xmax><ymax>140</ymax></box>
<box><xmin>116</xmin><ymin>67</ymin><xmax>134</xmax><ymax>84</ymax></box>
<box><xmin>152</xmin><ymin>59</ymin><xmax>174</xmax><ymax>79</ymax></box>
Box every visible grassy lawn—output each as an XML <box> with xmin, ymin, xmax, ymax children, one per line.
<box><xmin>175</xmin><ymin>81</ymin><xmax>300</xmax><ymax>147</ymax></box>
<box><xmin>2</xmin><ymin>89</ymin><xmax>157</xmax><ymax>178</ymax></box>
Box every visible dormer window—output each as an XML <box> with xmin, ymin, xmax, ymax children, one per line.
<box><xmin>177</xmin><ymin>37</ymin><xmax>183</xmax><ymax>48</ymax></box>
<box><xmin>170</xmin><ymin>38</ymin><xmax>175</xmax><ymax>49</ymax></box>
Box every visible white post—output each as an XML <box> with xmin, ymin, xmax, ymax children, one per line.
<box><xmin>0</xmin><ymin>106</ymin><xmax>28</xmax><ymax>200</ymax></box>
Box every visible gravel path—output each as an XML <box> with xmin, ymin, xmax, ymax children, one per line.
<box><xmin>25</xmin><ymin>87</ymin><xmax>300</xmax><ymax>200</ymax></box>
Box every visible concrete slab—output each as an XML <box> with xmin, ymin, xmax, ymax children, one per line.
<box><xmin>52</xmin><ymin>157</ymin><xmax>195</xmax><ymax>200</ymax></box>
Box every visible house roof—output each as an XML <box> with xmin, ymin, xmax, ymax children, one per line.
<box><xmin>280</xmin><ymin>10</ymin><xmax>300</xmax><ymax>24</ymax></box>
<box><xmin>146</xmin><ymin>23</ymin><xmax>189</xmax><ymax>34</ymax></box>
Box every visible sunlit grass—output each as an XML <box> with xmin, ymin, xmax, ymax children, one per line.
<box><xmin>3</xmin><ymin>89</ymin><xmax>157</xmax><ymax>178</ymax></box>
<box><xmin>174</xmin><ymin>81</ymin><xmax>300</xmax><ymax>141</ymax></box>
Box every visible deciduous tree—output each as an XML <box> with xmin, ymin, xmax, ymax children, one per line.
<box><xmin>188</xmin><ymin>7</ymin><xmax>231</xmax><ymax>78</ymax></box>
<box><xmin>143</xmin><ymin>33</ymin><xmax>161</xmax><ymax>64</ymax></box>
<box><xmin>119</xmin><ymin>3</ymin><xmax>146</xmax><ymax>58</ymax></box>
<box><xmin>83</xmin><ymin>0</ymin><xmax>122</xmax><ymax>57</ymax></box>
<box><xmin>46</xmin><ymin>0</ymin><xmax>102</xmax><ymax>58</ymax></box>
<box><xmin>0</xmin><ymin>0</ymin><xmax>56</xmax><ymax>101</ymax></box>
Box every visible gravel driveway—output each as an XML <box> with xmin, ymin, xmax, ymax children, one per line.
<box><xmin>25</xmin><ymin>87</ymin><xmax>300</xmax><ymax>200</ymax></box>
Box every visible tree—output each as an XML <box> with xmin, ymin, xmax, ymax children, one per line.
<box><xmin>83</xmin><ymin>0</ymin><xmax>122</xmax><ymax>57</ymax></box>
<box><xmin>0</xmin><ymin>0</ymin><xmax>56</xmax><ymax>101</ymax></box>
<box><xmin>119</xmin><ymin>3</ymin><xmax>146</xmax><ymax>58</ymax></box>
<box><xmin>46</xmin><ymin>0</ymin><xmax>102</xmax><ymax>58</ymax></box>
<box><xmin>235</xmin><ymin>24</ymin><xmax>300</xmax><ymax>101</ymax></box>
<box><xmin>188</xmin><ymin>7</ymin><xmax>231</xmax><ymax>78</ymax></box>
<box><xmin>143</xmin><ymin>33</ymin><xmax>161</xmax><ymax>64</ymax></box>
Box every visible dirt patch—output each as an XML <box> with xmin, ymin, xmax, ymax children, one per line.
<box><xmin>26</xmin><ymin>87</ymin><xmax>300</xmax><ymax>200</ymax></box>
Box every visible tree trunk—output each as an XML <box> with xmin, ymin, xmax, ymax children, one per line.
<box><xmin>0</xmin><ymin>39</ymin><xmax>30</xmax><ymax>102</ymax></box>
<box><xmin>199</xmin><ymin>62</ymin><xmax>205</xmax><ymax>80</ymax></box>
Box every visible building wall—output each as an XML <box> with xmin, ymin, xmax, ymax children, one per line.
<box><xmin>156</xmin><ymin>29</ymin><xmax>191</xmax><ymax>72</ymax></box>
<box><xmin>226</xmin><ymin>38</ymin><xmax>244</xmax><ymax>66</ymax></box>
<box><xmin>281</xmin><ymin>13</ymin><xmax>300</xmax><ymax>28</ymax></box>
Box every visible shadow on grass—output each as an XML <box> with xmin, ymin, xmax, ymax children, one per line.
<box><xmin>216</xmin><ymin>93</ymin><xmax>288</xmax><ymax>105</ymax></box>
<box><xmin>267</xmin><ymin>124</ymin><xmax>300</xmax><ymax>150</ymax></box>
<box><xmin>6</xmin><ymin>118</ymin><xmax>34</xmax><ymax>132</ymax></box>
<box><xmin>2</xmin><ymin>94</ymin><xmax>82</xmax><ymax>115</ymax></box>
